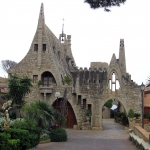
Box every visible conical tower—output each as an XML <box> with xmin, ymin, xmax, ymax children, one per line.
<box><xmin>119</xmin><ymin>39</ymin><xmax>126</xmax><ymax>75</ymax></box>
<box><xmin>8</xmin><ymin>3</ymin><xmax>71</xmax><ymax>86</ymax></box>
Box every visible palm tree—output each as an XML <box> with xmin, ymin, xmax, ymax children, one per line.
<box><xmin>22</xmin><ymin>100</ymin><xmax>56</xmax><ymax>129</ymax></box>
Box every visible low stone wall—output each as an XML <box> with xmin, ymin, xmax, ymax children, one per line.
<box><xmin>133</xmin><ymin>125</ymin><xmax>150</xmax><ymax>143</ymax></box>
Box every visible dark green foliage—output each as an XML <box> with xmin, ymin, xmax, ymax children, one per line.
<box><xmin>62</xmin><ymin>76</ymin><xmax>71</xmax><ymax>84</ymax></box>
<box><xmin>128</xmin><ymin>109</ymin><xmax>135</xmax><ymax>118</ymax></box>
<box><xmin>5</xmin><ymin>128</ymin><xmax>31</xmax><ymax>149</ymax></box>
<box><xmin>114</xmin><ymin>111</ymin><xmax>129</xmax><ymax>126</ymax></box>
<box><xmin>7</xmin><ymin>75</ymin><xmax>32</xmax><ymax>118</ymax></box>
<box><xmin>8</xmin><ymin>139</ymin><xmax>20</xmax><ymax>150</ymax></box>
<box><xmin>134</xmin><ymin>113</ymin><xmax>140</xmax><ymax>119</ymax></box>
<box><xmin>0</xmin><ymin>133</ymin><xmax>20</xmax><ymax>150</ymax></box>
<box><xmin>84</xmin><ymin>0</ymin><xmax>126</xmax><ymax>11</ymax></box>
<box><xmin>8</xmin><ymin>75</ymin><xmax>32</xmax><ymax>106</ymax></box>
<box><xmin>50</xmin><ymin>128</ymin><xmax>67</xmax><ymax>142</ymax></box>
<box><xmin>104</xmin><ymin>99</ymin><xmax>113</xmax><ymax>108</ymax></box>
<box><xmin>9</xmin><ymin>109</ymin><xmax>17</xmax><ymax>119</ymax></box>
<box><xmin>28</xmin><ymin>133</ymin><xmax>40</xmax><ymax>148</ymax></box>
<box><xmin>22</xmin><ymin>100</ymin><xmax>55</xmax><ymax>129</ymax></box>
<box><xmin>0</xmin><ymin>133</ymin><xmax>11</xmax><ymax>150</ymax></box>
<box><xmin>10</xmin><ymin>119</ymin><xmax>41</xmax><ymax>148</ymax></box>
<box><xmin>10</xmin><ymin>119</ymin><xmax>37</xmax><ymax>129</ymax></box>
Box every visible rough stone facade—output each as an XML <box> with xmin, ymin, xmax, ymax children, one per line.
<box><xmin>8</xmin><ymin>3</ymin><xmax>142</xmax><ymax>129</ymax></box>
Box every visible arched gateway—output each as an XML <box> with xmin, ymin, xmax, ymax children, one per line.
<box><xmin>8</xmin><ymin>3</ymin><xmax>142</xmax><ymax>129</ymax></box>
<box><xmin>52</xmin><ymin>99</ymin><xmax>77</xmax><ymax>128</ymax></box>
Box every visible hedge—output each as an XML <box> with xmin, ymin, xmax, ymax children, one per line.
<box><xmin>49</xmin><ymin>128</ymin><xmax>67</xmax><ymax>142</ymax></box>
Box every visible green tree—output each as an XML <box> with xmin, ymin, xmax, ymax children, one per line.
<box><xmin>22</xmin><ymin>101</ymin><xmax>56</xmax><ymax>129</ymax></box>
<box><xmin>104</xmin><ymin>99</ymin><xmax>113</xmax><ymax>108</ymax></box>
<box><xmin>127</xmin><ymin>109</ymin><xmax>135</xmax><ymax>118</ymax></box>
<box><xmin>84</xmin><ymin>0</ymin><xmax>126</xmax><ymax>11</ymax></box>
<box><xmin>8</xmin><ymin>75</ymin><xmax>32</xmax><ymax>118</ymax></box>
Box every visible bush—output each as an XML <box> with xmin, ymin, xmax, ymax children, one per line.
<box><xmin>8</xmin><ymin>139</ymin><xmax>20</xmax><ymax>150</ymax></box>
<box><xmin>0</xmin><ymin>133</ymin><xmax>11</xmax><ymax>150</ymax></box>
<box><xmin>134</xmin><ymin>113</ymin><xmax>140</xmax><ymax>119</ymax></box>
<box><xmin>49</xmin><ymin>128</ymin><xmax>67</xmax><ymax>142</ymax></box>
<box><xmin>10</xmin><ymin>119</ymin><xmax>41</xmax><ymax>148</ymax></box>
<box><xmin>128</xmin><ymin>109</ymin><xmax>135</xmax><ymax>118</ymax></box>
<box><xmin>28</xmin><ymin>133</ymin><xmax>40</xmax><ymax>148</ymax></box>
<box><xmin>5</xmin><ymin>128</ymin><xmax>31</xmax><ymax>149</ymax></box>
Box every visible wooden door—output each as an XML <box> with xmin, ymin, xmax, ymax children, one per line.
<box><xmin>53</xmin><ymin>99</ymin><xmax>77</xmax><ymax>128</ymax></box>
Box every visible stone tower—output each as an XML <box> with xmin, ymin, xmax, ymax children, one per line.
<box><xmin>9</xmin><ymin>3</ymin><xmax>142</xmax><ymax>129</ymax></box>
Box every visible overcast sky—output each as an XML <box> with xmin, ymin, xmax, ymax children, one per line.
<box><xmin>0</xmin><ymin>0</ymin><xmax>150</xmax><ymax>85</ymax></box>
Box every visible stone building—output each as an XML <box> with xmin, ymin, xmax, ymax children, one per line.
<box><xmin>0</xmin><ymin>77</ymin><xmax>7</xmax><ymax>108</ymax></box>
<box><xmin>8</xmin><ymin>3</ymin><xmax>142</xmax><ymax>129</ymax></box>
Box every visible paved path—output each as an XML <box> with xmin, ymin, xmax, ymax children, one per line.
<box><xmin>35</xmin><ymin>119</ymin><xmax>138</xmax><ymax>150</ymax></box>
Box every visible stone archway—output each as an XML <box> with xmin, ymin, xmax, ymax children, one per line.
<box><xmin>52</xmin><ymin>99</ymin><xmax>77</xmax><ymax>128</ymax></box>
<box><xmin>99</xmin><ymin>95</ymin><xmax>128</xmax><ymax>129</ymax></box>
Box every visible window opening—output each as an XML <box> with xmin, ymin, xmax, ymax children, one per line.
<box><xmin>112</xmin><ymin>73</ymin><xmax>115</xmax><ymax>82</ymax></box>
<box><xmin>33</xmin><ymin>75</ymin><xmax>38</xmax><ymax>83</ymax></box>
<box><xmin>43</xmin><ymin>44</ymin><xmax>46</xmax><ymax>52</ymax></box>
<box><xmin>109</xmin><ymin>80</ymin><xmax>111</xmax><ymax>90</ymax></box>
<box><xmin>83</xmin><ymin>99</ymin><xmax>86</xmax><ymax>109</ymax></box>
<box><xmin>109</xmin><ymin>72</ymin><xmax>120</xmax><ymax>91</ymax></box>
<box><xmin>42</xmin><ymin>71</ymin><xmax>56</xmax><ymax>87</ymax></box>
<box><xmin>116</xmin><ymin>80</ymin><xmax>120</xmax><ymax>90</ymax></box>
<box><xmin>112</xmin><ymin>84</ymin><xmax>115</xmax><ymax>91</ymax></box>
<box><xmin>34</xmin><ymin>44</ymin><xmax>38</xmax><ymax>51</ymax></box>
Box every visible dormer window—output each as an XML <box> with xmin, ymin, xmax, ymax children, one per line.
<box><xmin>34</xmin><ymin>44</ymin><xmax>38</xmax><ymax>51</ymax></box>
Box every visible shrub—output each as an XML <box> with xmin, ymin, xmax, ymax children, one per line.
<box><xmin>8</xmin><ymin>139</ymin><xmax>20</xmax><ymax>150</ymax></box>
<box><xmin>0</xmin><ymin>133</ymin><xmax>11</xmax><ymax>150</ymax></box>
<box><xmin>10</xmin><ymin>119</ymin><xmax>41</xmax><ymax>148</ymax></box>
<box><xmin>5</xmin><ymin>128</ymin><xmax>31</xmax><ymax>149</ymax></box>
<box><xmin>62</xmin><ymin>76</ymin><xmax>71</xmax><ymax>84</ymax></box>
<box><xmin>134</xmin><ymin>113</ymin><xmax>140</xmax><ymax>119</ymax></box>
<box><xmin>128</xmin><ymin>109</ymin><xmax>135</xmax><ymax>118</ymax></box>
<box><xmin>49</xmin><ymin>128</ymin><xmax>67</xmax><ymax>142</ymax></box>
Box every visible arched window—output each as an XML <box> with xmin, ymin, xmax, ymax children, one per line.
<box><xmin>41</xmin><ymin>71</ymin><xmax>56</xmax><ymax>87</ymax></box>
<box><xmin>109</xmin><ymin>72</ymin><xmax>120</xmax><ymax>91</ymax></box>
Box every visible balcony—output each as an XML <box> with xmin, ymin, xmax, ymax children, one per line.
<box><xmin>39</xmin><ymin>85</ymin><xmax>53</xmax><ymax>94</ymax></box>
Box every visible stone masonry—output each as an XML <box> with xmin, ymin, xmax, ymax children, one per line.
<box><xmin>8</xmin><ymin>3</ymin><xmax>142</xmax><ymax>129</ymax></box>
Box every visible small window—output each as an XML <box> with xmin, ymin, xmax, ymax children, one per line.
<box><xmin>43</xmin><ymin>44</ymin><xmax>46</xmax><ymax>52</ymax></box>
<box><xmin>33</xmin><ymin>75</ymin><xmax>38</xmax><ymax>83</ymax></box>
<box><xmin>34</xmin><ymin>44</ymin><xmax>38</xmax><ymax>51</ymax></box>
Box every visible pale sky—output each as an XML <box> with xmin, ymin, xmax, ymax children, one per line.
<box><xmin>0</xmin><ymin>0</ymin><xmax>150</xmax><ymax>85</ymax></box>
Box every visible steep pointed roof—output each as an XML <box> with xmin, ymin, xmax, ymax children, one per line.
<box><xmin>38</xmin><ymin>3</ymin><xmax>45</xmax><ymax>29</ymax></box>
<box><xmin>110</xmin><ymin>53</ymin><xmax>117</xmax><ymax>65</ymax></box>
